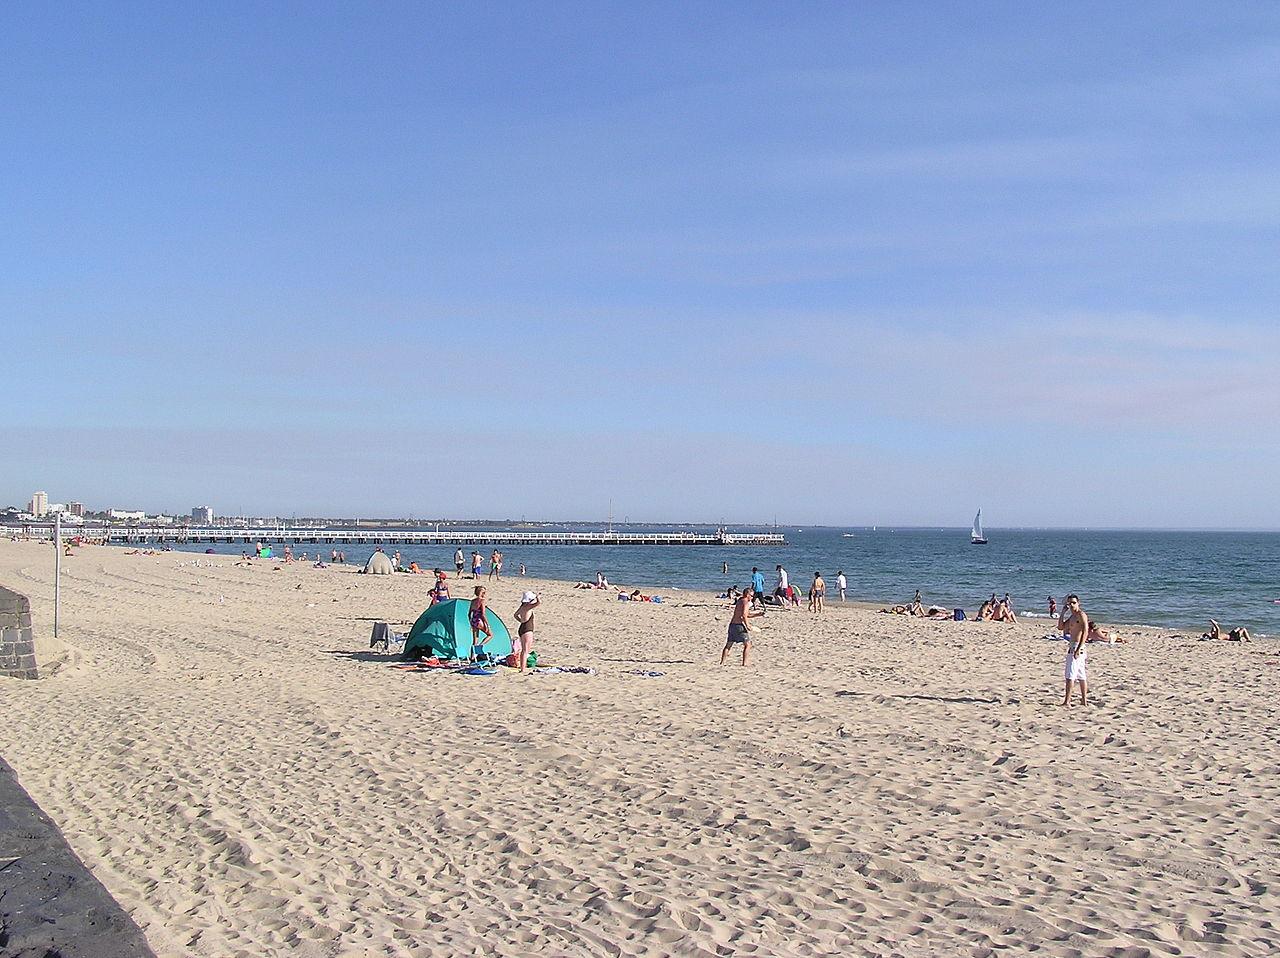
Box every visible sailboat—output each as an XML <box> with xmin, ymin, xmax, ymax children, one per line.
<box><xmin>970</xmin><ymin>509</ymin><xmax>988</xmax><ymax>545</ymax></box>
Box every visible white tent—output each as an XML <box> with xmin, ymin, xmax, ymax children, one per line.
<box><xmin>363</xmin><ymin>551</ymin><xmax>395</xmax><ymax>575</ymax></box>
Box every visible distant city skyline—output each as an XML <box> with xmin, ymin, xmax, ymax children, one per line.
<box><xmin>4</xmin><ymin>4</ymin><xmax>1278</xmax><ymax>528</ymax></box>
<box><xmin>4</xmin><ymin>485</ymin><xmax>1278</xmax><ymax>533</ymax></box>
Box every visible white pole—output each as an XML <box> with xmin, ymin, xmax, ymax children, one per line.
<box><xmin>54</xmin><ymin>513</ymin><xmax>62</xmax><ymax>637</ymax></box>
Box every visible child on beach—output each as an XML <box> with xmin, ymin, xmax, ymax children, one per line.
<box><xmin>469</xmin><ymin>586</ymin><xmax>493</xmax><ymax>660</ymax></box>
<box><xmin>431</xmin><ymin>570</ymin><xmax>450</xmax><ymax>605</ymax></box>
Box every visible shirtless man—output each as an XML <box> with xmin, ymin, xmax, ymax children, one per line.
<box><xmin>809</xmin><ymin>573</ymin><xmax>826</xmax><ymax>613</ymax></box>
<box><xmin>993</xmin><ymin>599</ymin><xmax>1018</xmax><ymax>624</ymax></box>
<box><xmin>1059</xmin><ymin>594</ymin><xmax>1090</xmax><ymax>706</ymax></box>
<box><xmin>721</xmin><ymin>587</ymin><xmax>765</xmax><ymax>666</ymax></box>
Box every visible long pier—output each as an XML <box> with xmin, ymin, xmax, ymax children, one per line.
<box><xmin>11</xmin><ymin>525</ymin><xmax>786</xmax><ymax>547</ymax></box>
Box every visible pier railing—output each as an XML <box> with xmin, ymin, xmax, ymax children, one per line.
<box><xmin>5</xmin><ymin>525</ymin><xmax>786</xmax><ymax>547</ymax></box>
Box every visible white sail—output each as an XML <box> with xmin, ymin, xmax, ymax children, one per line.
<box><xmin>971</xmin><ymin>510</ymin><xmax>984</xmax><ymax>540</ymax></box>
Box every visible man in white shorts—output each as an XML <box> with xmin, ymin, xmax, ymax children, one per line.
<box><xmin>1058</xmin><ymin>594</ymin><xmax>1090</xmax><ymax>707</ymax></box>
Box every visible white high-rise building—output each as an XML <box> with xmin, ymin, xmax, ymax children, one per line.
<box><xmin>191</xmin><ymin>505</ymin><xmax>214</xmax><ymax>524</ymax></box>
<box><xmin>28</xmin><ymin>491</ymin><xmax>48</xmax><ymax>517</ymax></box>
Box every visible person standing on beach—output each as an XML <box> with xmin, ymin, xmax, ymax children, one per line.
<box><xmin>514</xmin><ymin>591</ymin><xmax>540</xmax><ymax>674</ymax></box>
<box><xmin>469</xmin><ymin>586</ymin><xmax>493</xmax><ymax>661</ymax></box>
<box><xmin>775</xmin><ymin>565</ymin><xmax>789</xmax><ymax>605</ymax></box>
<box><xmin>1048</xmin><ymin>596</ymin><xmax>1057</xmax><ymax>616</ymax></box>
<box><xmin>836</xmin><ymin>571</ymin><xmax>847</xmax><ymax>602</ymax></box>
<box><xmin>1059</xmin><ymin>594</ymin><xmax>1090</xmax><ymax>706</ymax></box>
<box><xmin>721</xmin><ymin>587</ymin><xmax>764</xmax><ymax>666</ymax></box>
<box><xmin>751</xmin><ymin>567</ymin><xmax>766</xmax><ymax>609</ymax></box>
<box><xmin>471</xmin><ymin>551</ymin><xmax>483</xmax><ymax>579</ymax></box>
<box><xmin>809</xmin><ymin>572</ymin><xmax>826</xmax><ymax>613</ymax></box>
<box><xmin>454</xmin><ymin>548</ymin><xmax>465</xmax><ymax>578</ymax></box>
<box><xmin>488</xmin><ymin>549</ymin><xmax>502</xmax><ymax>581</ymax></box>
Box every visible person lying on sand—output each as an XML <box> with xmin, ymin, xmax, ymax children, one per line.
<box><xmin>1087</xmin><ymin>622</ymin><xmax>1125</xmax><ymax>643</ymax></box>
<box><xmin>1202</xmin><ymin>619</ymin><xmax>1251</xmax><ymax>642</ymax></box>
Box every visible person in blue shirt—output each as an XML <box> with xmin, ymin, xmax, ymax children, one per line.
<box><xmin>750</xmin><ymin>567</ymin><xmax>766</xmax><ymax>609</ymax></box>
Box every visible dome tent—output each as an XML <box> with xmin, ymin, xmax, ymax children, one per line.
<box><xmin>363</xmin><ymin>551</ymin><xmax>395</xmax><ymax>575</ymax></box>
<box><xmin>403</xmin><ymin>599</ymin><xmax>512</xmax><ymax>661</ymax></box>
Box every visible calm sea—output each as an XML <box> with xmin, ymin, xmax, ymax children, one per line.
<box><xmin>157</xmin><ymin>526</ymin><xmax>1278</xmax><ymax>635</ymax></box>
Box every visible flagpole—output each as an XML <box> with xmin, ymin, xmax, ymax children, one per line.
<box><xmin>54</xmin><ymin>513</ymin><xmax>62</xmax><ymax>638</ymax></box>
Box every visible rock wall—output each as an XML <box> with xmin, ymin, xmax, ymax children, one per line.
<box><xmin>0</xmin><ymin>585</ymin><xmax>38</xmax><ymax>679</ymax></box>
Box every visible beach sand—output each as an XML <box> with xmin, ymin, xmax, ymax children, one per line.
<box><xmin>2</xmin><ymin>539</ymin><xmax>1278</xmax><ymax>957</ymax></box>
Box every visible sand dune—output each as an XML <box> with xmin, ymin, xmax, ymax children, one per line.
<box><xmin>2</xmin><ymin>540</ymin><xmax>1278</xmax><ymax>956</ymax></box>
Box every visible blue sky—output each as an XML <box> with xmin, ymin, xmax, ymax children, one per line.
<box><xmin>3</xmin><ymin>2</ymin><xmax>1278</xmax><ymax>526</ymax></box>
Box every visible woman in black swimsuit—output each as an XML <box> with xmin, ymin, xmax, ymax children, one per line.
<box><xmin>514</xmin><ymin>591</ymin><xmax>540</xmax><ymax>674</ymax></box>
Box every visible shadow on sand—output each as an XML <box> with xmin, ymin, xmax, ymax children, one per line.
<box><xmin>835</xmin><ymin>690</ymin><xmax>1000</xmax><ymax>705</ymax></box>
<box><xmin>323</xmin><ymin>649</ymin><xmax>405</xmax><ymax>663</ymax></box>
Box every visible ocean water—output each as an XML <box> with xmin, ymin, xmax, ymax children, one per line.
<box><xmin>155</xmin><ymin>526</ymin><xmax>1279</xmax><ymax>635</ymax></box>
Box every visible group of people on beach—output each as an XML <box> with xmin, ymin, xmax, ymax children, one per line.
<box><xmin>976</xmin><ymin>593</ymin><xmax>1018</xmax><ymax>623</ymax></box>
<box><xmin>450</xmin><ymin>548</ymin><xmax>510</xmax><ymax>581</ymax></box>
<box><xmin>735</xmin><ymin>565</ymin><xmax>847</xmax><ymax>613</ymax></box>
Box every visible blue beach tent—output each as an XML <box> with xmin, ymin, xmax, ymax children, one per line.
<box><xmin>403</xmin><ymin>599</ymin><xmax>513</xmax><ymax>661</ymax></box>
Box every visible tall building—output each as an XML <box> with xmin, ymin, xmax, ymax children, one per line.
<box><xmin>28</xmin><ymin>491</ymin><xmax>48</xmax><ymax>517</ymax></box>
<box><xmin>191</xmin><ymin>505</ymin><xmax>214</xmax><ymax>524</ymax></box>
<box><xmin>68</xmin><ymin>502</ymin><xmax>85</xmax><ymax>517</ymax></box>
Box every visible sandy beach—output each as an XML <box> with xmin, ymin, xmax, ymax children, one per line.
<box><xmin>2</xmin><ymin>539</ymin><xmax>1278</xmax><ymax>957</ymax></box>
